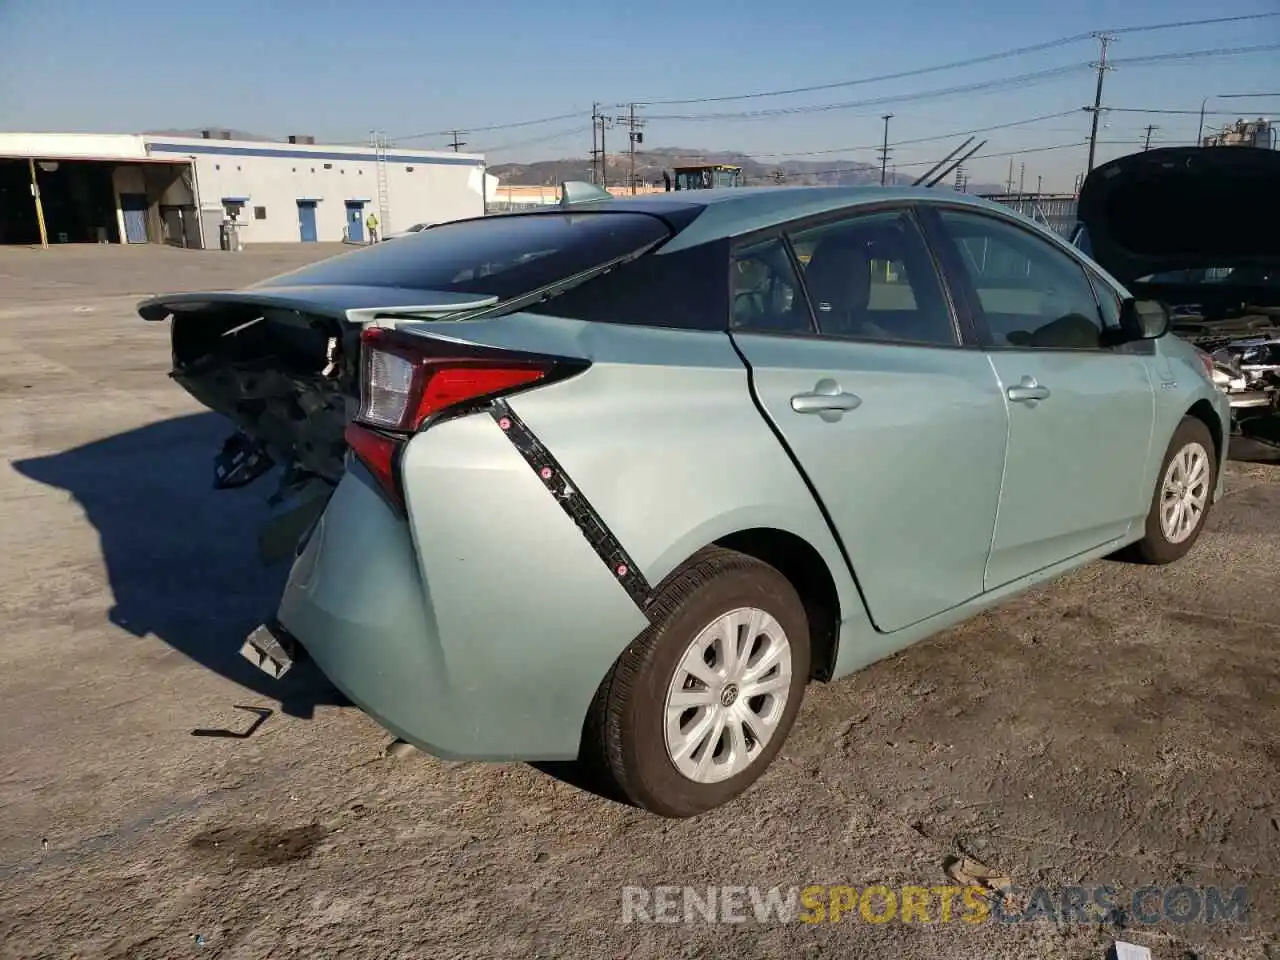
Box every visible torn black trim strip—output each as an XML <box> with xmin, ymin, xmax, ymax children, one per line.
<box><xmin>489</xmin><ymin>399</ymin><xmax>654</xmax><ymax>611</ymax></box>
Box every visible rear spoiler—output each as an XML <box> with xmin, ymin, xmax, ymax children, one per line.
<box><xmin>560</xmin><ymin>181</ymin><xmax>612</xmax><ymax>206</ymax></box>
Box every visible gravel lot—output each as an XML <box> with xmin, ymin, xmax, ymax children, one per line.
<box><xmin>0</xmin><ymin>245</ymin><xmax>1277</xmax><ymax>960</ymax></box>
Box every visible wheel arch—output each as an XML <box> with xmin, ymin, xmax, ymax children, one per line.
<box><xmin>709</xmin><ymin>527</ymin><xmax>843</xmax><ymax>682</ymax></box>
<box><xmin>1185</xmin><ymin>397</ymin><xmax>1224</xmax><ymax>466</ymax></box>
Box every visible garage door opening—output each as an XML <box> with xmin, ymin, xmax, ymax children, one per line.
<box><xmin>0</xmin><ymin>157</ymin><xmax>197</xmax><ymax>246</ymax></box>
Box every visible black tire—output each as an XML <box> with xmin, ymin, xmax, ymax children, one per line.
<box><xmin>584</xmin><ymin>547</ymin><xmax>810</xmax><ymax>818</ymax></box>
<box><xmin>1127</xmin><ymin>416</ymin><xmax>1217</xmax><ymax>565</ymax></box>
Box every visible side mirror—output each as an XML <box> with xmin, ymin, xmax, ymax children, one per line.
<box><xmin>1119</xmin><ymin>298</ymin><xmax>1170</xmax><ymax>341</ymax></box>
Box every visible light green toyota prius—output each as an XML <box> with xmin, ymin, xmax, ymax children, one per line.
<box><xmin>140</xmin><ymin>186</ymin><xmax>1229</xmax><ymax>818</ymax></box>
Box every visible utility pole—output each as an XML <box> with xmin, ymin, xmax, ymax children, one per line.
<box><xmin>1005</xmin><ymin>157</ymin><xmax>1015</xmax><ymax>194</ymax></box>
<box><xmin>1143</xmin><ymin>124</ymin><xmax>1159</xmax><ymax>150</ymax></box>
<box><xmin>590</xmin><ymin>103</ymin><xmax>600</xmax><ymax>185</ymax></box>
<box><xmin>618</xmin><ymin>103</ymin><xmax>646</xmax><ymax>195</ymax></box>
<box><xmin>1018</xmin><ymin>162</ymin><xmax>1026</xmax><ymax>199</ymax></box>
<box><xmin>1084</xmin><ymin>33</ymin><xmax>1115</xmax><ymax>174</ymax></box>
<box><xmin>448</xmin><ymin>131</ymin><xmax>468</xmax><ymax>152</ymax></box>
<box><xmin>878</xmin><ymin>114</ymin><xmax>893</xmax><ymax>186</ymax></box>
<box><xmin>27</xmin><ymin>158</ymin><xmax>49</xmax><ymax>248</ymax></box>
<box><xmin>591</xmin><ymin>110</ymin><xmax>613</xmax><ymax>189</ymax></box>
<box><xmin>1036</xmin><ymin>174</ymin><xmax>1043</xmax><ymax>196</ymax></box>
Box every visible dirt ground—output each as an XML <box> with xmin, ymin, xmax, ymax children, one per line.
<box><xmin>0</xmin><ymin>245</ymin><xmax>1277</xmax><ymax>960</ymax></box>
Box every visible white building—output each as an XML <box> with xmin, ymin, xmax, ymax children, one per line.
<box><xmin>0</xmin><ymin>129</ymin><xmax>495</xmax><ymax>248</ymax></box>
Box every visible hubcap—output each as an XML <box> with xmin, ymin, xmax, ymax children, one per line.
<box><xmin>1160</xmin><ymin>441</ymin><xmax>1210</xmax><ymax>545</ymax></box>
<box><xmin>663</xmin><ymin>607</ymin><xmax>793</xmax><ymax>785</ymax></box>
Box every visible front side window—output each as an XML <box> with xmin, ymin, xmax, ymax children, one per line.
<box><xmin>787</xmin><ymin>210</ymin><xmax>957</xmax><ymax>346</ymax></box>
<box><xmin>258</xmin><ymin>211</ymin><xmax>671</xmax><ymax>299</ymax></box>
<box><xmin>937</xmin><ymin>210</ymin><xmax>1104</xmax><ymax>350</ymax></box>
<box><xmin>730</xmin><ymin>238</ymin><xmax>811</xmax><ymax>334</ymax></box>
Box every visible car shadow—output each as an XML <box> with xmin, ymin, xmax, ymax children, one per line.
<box><xmin>12</xmin><ymin>412</ymin><xmax>344</xmax><ymax>721</ymax></box>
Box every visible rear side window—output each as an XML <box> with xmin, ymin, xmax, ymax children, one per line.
<box><xmin>525</xmin><ymin>239</ymin><xmax>731</xmax><ymax>330</ymax></box>
<box><xmin>257</xmin><ymin>212</ymin><xmax>671</xmax><ymax>300</ymax></box>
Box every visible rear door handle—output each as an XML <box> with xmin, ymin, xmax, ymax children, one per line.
<box><xmin>1007</xmin><ymin>376</ymin><xmax>1051</xmax><ymax>404</ymax></box>
<box><xmin>791</xmin><ymin>378</ymin><xmax>862</xmax><ymax>420</ymax></box>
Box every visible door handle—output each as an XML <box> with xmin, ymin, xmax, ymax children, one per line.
<box><xmin>791</xmin><ymin>378</ymin><xmax>862</xmax><ymax>420</ymax></box>
<box><xmin>1007</xmin><ymin>376</ymin><xmax>1050</xmax><ymax>404</ymax></box>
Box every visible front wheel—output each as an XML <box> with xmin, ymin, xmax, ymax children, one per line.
<box><xmin>1127</xmin><ymin>416</ymin><xmax>1217</xmax><ymax>564</ymax></box>
<box><xmin>585</xmin><ymin>547</ymin><xmax>810</xmax><ymax>818</ymax></box>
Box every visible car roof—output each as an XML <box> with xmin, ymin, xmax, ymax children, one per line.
<box><xmin>572</xmin><ymin>186</ymin><xmax>1016</xmax><ymax>252</ymax></box>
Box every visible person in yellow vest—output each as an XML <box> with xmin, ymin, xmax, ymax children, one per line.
<box><xmin>366</xmin><ymin>211</ymin><xmax>379</xmax><ymax>243</ymax></box>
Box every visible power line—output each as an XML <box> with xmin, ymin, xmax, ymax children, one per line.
<box><xmin>643</xmin><ymin>42</ymin><xmax>1280</xmax><ymax>124</ymax></box>
<box><xmin>792</xmin><ymin>139</ymin><xmax>1138</xmax><ymax>180</ymax></box>
<box><xmin>754</xmin><ymin>109</ymin><xmax>1082</xmax><ymax>159</ymax></box>
<box><xmin>477</xmin><ymin>125</ymin><xmax>591</xmax><ymax>154</ymax></box>
<box><xmin>646</xmin><ymin>64</ymin><xmax>1089</xmax><ymax>121</ymax></box>
<box><xmin>1106</xmin><ymin>105</ymin><xmax>1280</xmax><ymax>115</ymax></box>
<box><xmin>386</xmin><ymin>110</ymin><xmax>587</xmax><ymax>144</ymax></box>
<box><xmin>634</xmin><ymin>11</ymin><xmax>1280</xmax><ymax>106</ymax></box>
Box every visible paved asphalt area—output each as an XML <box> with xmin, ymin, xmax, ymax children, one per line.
<box><xmin>0</xmin><ymin>244</ymin><xmax>1277</xmax><ymax>960</ymax></box>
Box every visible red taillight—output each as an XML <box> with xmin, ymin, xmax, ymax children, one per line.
<box><xmin>356</xmin><ymin>326</ymin><xmax>550</xmax><ymax>431</ymax></box>
<box><xmin>348</xmin><ymin>327</ymin><xmax>567</xmax><ymax>510</ymax></box>
<box><xmin>344</xmin><ymin>422</ymin><xmax>404</xmax><ymax>509</ymax></box>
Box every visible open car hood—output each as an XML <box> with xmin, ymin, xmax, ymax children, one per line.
<box><xmin>1076</xmin><ymin>146</ymin><xmax>1280</xmax><ymax>305</ymax></box>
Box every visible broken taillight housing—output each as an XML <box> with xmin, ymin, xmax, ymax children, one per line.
<box><xmin>345</xmin><ymin>326</ymin><xmax>576</xmax><ymax>510</ymax></box>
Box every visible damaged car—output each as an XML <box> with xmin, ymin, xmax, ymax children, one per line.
<box><xmin>1071</xmin><ymin>145</ymin><xmax>1280</xmax><ymax>460</ymax></box>
<box><xmin>141</xmin><ymin>186</ymin><xmax>1229</xmax><ymax>817</ymax></box>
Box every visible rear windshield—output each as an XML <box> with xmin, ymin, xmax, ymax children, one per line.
<box><xmin>257</xmin><ymin>211</ymin><xmax>671</xmax><ymax>299</ymax></box>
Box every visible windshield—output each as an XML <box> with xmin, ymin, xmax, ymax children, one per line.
<box><xmin>258</xmin><ymin>212</ymin><xmax>671</xmax><ymax>298</ymax></box>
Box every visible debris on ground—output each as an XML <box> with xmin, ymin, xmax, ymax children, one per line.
<box><xmin>1111</xmin><ymin>942</ymin><xmax>1152</xmax><ymax>960</ymax></box>
<box><xmin>943</xmin><ymin>854</ymin><xmax>1014</xmax><ymax>905</ymax></box>
<box><xmin>384</xmin><ymin>738</ymin><xmax>418</xmax><ymax>759</ymax></box>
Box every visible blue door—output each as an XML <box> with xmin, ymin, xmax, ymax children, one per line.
<box><xmin>345</xmin><ymin>202</ymin><xmax>364</xmax><ymax>242</ymax></box>
<box><xmin>120</xmin><ymin>193</ymin><xmax>148</xmax><ymax>243</ymax></box>
<box><xmin>297</xmin><ymin>201</ymin><xmax>318</xmax><ymax>242</ymax></box>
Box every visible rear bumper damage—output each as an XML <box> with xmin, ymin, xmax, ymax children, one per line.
<box><xmin>267</xmin><ymin>418</ymin><xmax>649</xmax><ymax>762</ymax></box>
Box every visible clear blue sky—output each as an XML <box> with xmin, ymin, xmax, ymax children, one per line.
<box><xmin>1</xmin><ymin>0</ymin><xmax>1276</xmax><ymax>191</ymax></box>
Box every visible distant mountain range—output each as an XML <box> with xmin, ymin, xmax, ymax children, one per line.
<box><xmin>489</xmin><ymin>145</ymin><xmax>1003</xmax><ymax>193</ymax></box>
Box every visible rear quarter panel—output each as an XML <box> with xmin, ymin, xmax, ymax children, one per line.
<box><xmin>504</xmin><ymin>321</ymin><xmax>871</xmax><ymax>641</ymax></box>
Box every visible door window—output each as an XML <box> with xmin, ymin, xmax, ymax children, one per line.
<box><xmin>730</xmin><ymin>238</ymin><xmax>813</xmax><ymax>334</ymax></box>
<box><xmin>937</xmin><ymin>210</ymin><xmax>1105</xmax><ymax>350</ymax></box>
<box><xmin>787</xmin><ymin>211</ymin><xmax>957</xmax><ymax>346</ymax></box>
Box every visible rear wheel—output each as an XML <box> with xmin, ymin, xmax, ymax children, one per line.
<box><xmin>1128</xmin><ymin>416</ymin><xmax>1216</xmax><ymax>564</ymax></box>
<box><xmin>586</xmin><ymin>547</ymin><xmax>810</xmax><ymax>818</ymax></box>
